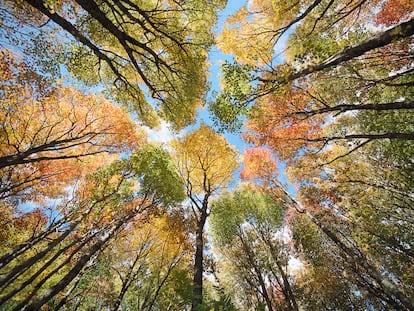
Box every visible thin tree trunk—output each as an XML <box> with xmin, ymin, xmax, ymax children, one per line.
<box><xmin>112</xmin><ymin>250</ymin><xmax>145</xmax><ymax>311</ymax></box>
<box><xmin>293</xmin><ymin>100</ymin><xmax>414</xmax><ymax>118</ymax></box>
<box><xmin>239</xmin><ymin>234</ymin><xmax>274</xmax><ymax>311</ymax></box>
<box><xmin>147</xmin><ymin>252</ymin><xmax>185</xmax><ymax>311</ymax></box>
<box><xmin>54</xmin><ymin>261</ymin><xmax>93</xmax><ymax>311</ymax></box>
<box><xmin>0</xmin><ymin>212</ymin><xmax>73</xmax><ymax>269</ymax></box>
<box><xmin>274</xmin><ymin>259</ymin><xmax>299</xmax><ymax>311</ymax></box>
<box><xmin>0</xmin><ymin>232</ymin><xmax>90</xmax><ymax>305</ymax></box>
<box><xmin>307</xmin><ymin>211</ymin><xmax>413</xmax><ymax>311</ymax></box>
<box><xmin>265</xmin><ymin>238</ymin><xmax>299</xmax><ymax>311</ymax></box>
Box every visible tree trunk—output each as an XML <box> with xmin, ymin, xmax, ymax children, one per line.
<box><xmin>306</xmin><ymin>211</ymin><xmax>414</xmax><ymax>311</ymax></box>
<box><xmin>192</xmin><ymin>208</ymin><xmax>207</xmax><ymax>310</ymax></box>
<box><xmin>294</xmin><ymin>100</ymin><xmax>414</xmax><ymax>117</ymax></box>
<box><xmin>238</xmin><ymin>234</ymin><xmax>274</xmax><ymax>311</ymax></box>
<box><xmin>0</xmin><ymin>213</ymin><xmax>73</xmax><ymax>269</ymax></box>
<box><xmin>260</xmin><ymin>18</ymin><xmax>414</xmax><ymax>86</ymax></box>
<box><xmin>0</xmin><ymin>233</ymin><xmax>89</xmax><ymax>306</ymax></box>
<box><xmin>0</xmin><ymin>221</ymin><xmax>78</xmax><ymax>290</ymax></box>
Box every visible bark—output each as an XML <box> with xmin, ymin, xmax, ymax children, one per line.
<box><xmin>296</xmin><ymin>132</ymin><xmax>414</xmax><ymax>142</ymax></box>
<box><xmin>73</xmin><ymin>0</ymin><xmax>164</xmax><ymax>96</ymax></box>
<box><xmin>294</xmin><ymin>100</ymin><xmax>414</xmax><ymax>118</ymax></box>
<box><xmin>275</xmin><ymin>260</ymin><xmax>299</xmax><ymax>311</ymax></box>
<box><xmin>74</xmin><ymin>0</ymin><xmax>166</xmax><ymax>65</ymax></box>
<box><xmin>310</xmin><ymin>213</ymin><xmax>413</xmax><ymax>310</ymax></box>
<box><xmin>192</xmin><ymin>205</ymin><xmax>207</xmax><ymax>310</ymax></box>
<box><xmin>271</xmin><ymin>0</ymin><xmax>324</xmax><ymax>41</ymax></box>
<box><xmin>10</xmin><ymin>230</ymin><xmax>101</xmax><ymax>311</ymax></box>
<box><xmin>293</xmin><ymin>197</ymin><xmax>413</xmax><ymax>310</ymax></box>
<box><xmin>54</xmin><ymin>265</ymin><xmax>90</xmax><ymax>311</ymax></box>
<box><xmin>0</xmin><ymin>187</ymin><xmax>121</xmax><ymax>273</ymax></box>
<box><xmin>260</xmin><ymin>18</ymin><xmax>414</xmax><ymax>87</ymax></box>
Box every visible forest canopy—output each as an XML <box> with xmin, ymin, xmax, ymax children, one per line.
<box><xmin>0</xmin><ymin>0</ymin><xmax>413</xmax><ymax>310</ymax></box>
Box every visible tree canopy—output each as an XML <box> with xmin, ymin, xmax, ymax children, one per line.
<box><xmin>0</xmin><ymin>0</ymin><xmax>413</xmax><ymax>310</ymax></box>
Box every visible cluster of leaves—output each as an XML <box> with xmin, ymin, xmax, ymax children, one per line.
<box><xmin>1</xmin><ymin>0</ymin><xmax>227</xmax><ymax>129</ymax></box>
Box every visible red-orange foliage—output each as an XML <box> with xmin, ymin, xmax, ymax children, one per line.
<box><xmin>240</xmin><ymin>148</ymin><xmax>277</xmax><ymax>181</ymax></box>
<box><xmin>244</xmin><ymin>87</ymin><xmax>324</xmax><ymax>164</ymax></box>
<box><xmin>0</xmin><ymin>49</ymin><xmax>145</xmax><ymax>202</ymax></box>
<box><xmin>375</xmin><ymin>0</ymin><xmax>414</xmax><ymax>26</ymax></box>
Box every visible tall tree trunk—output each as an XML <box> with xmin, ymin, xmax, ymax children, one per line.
<box><xmin>275</xmin><ymin>260</ymin><xmax>299</xmax><ymax>311</ymax></box>
<box><xmin>260</xmin><ymin>18</ymin><xmax>414</xmax><ymax>86</ymax></box>
<box><xmin>112</xmin><ymin>251</ymin><xmax>145</xmax><ymax>311</ymax></box>
<box><xmin>0</xmin><ymin>221</ymin><xmax>78</xmax><ymax>290</ymax></box>
<box><xmin>257</xmin><ymin>229</ymin><xmax>299</xmax><ymax>311</ymax></box>
<box><xmin>0</xmin><ymin>212</ymin><xmax>74</xmax><ymax>269</ymax></box>
<box><xmin>192</xmin><ymin>208</ymin><xmax>207</xmax><ymax>310</ymax></box>
<box><xmin>0</xmin><ymin>233</ymin><xmax>90</xmax><ymax>306</ymax></box>
<box><xmin>147</xmin><ymin>253</ymin><xmax>184</xmax><ymax>311</ymax></box>
<box><xmin>306</xmin><ymin>211</ymin><xmax>413</xmax><ymax>311</ymax></box>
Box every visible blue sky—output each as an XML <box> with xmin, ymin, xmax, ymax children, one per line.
<box><xmin>199</xmin><ymin>0</ymin><xmax>245</xmax><ymax>150</ymax></box>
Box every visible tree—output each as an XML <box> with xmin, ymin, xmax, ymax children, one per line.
<box><xmin>2</xmin><ymin>0</ymin><xmax>227</xmax><ymax>128</ymax></box>
<box><xmin>0</xmin><ymin>49</ymin><xmax>144</xmax><ymax>203</ymax></box>
<box><xmin>211</xmin><ymin>0</ymin><xmax>414</xmax><ymax>133</ymax></box>
<box><xmin>0</xmin><ymin>144</ymin><xmax>185</xmax><ymax>310</ymax></box>
<box><xmin>240</xmin><ymin>148</ymin><xmax>414</xmax><ymax>310</ymax></box>
<box><xmin>210</xmin><ymin>185</ymin><xmax>299</xmax><ymax>311</ymax></box>
<box><xmin>171</xmin><ymin>124</ymin><xmax>239</xmax><ymax>310</ymax></box>
<box><xmin>210</xmin><ymin>3</ymin><xmax>413</xmax><ymax>307</ymax></box>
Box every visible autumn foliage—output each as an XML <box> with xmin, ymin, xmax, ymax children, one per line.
<box><xmin>0</xmin><ymin>0</ymin><xmax>413</xmax><ymax>310</ymax></box>
<box><xmin>0</xmin><ymin>50</ymin><xmax>144</xmax><ymax>202</ymax></box>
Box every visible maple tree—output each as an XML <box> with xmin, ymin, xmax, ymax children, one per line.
<box><xmin>171</xmin><ymin>124</ymin><xmax>239</xmax><ymax>310</ymax></box>
<box><xmin>0</xmin><ymin>49</ymin><xmax>144</xmax><ymax>203</ymax></box>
